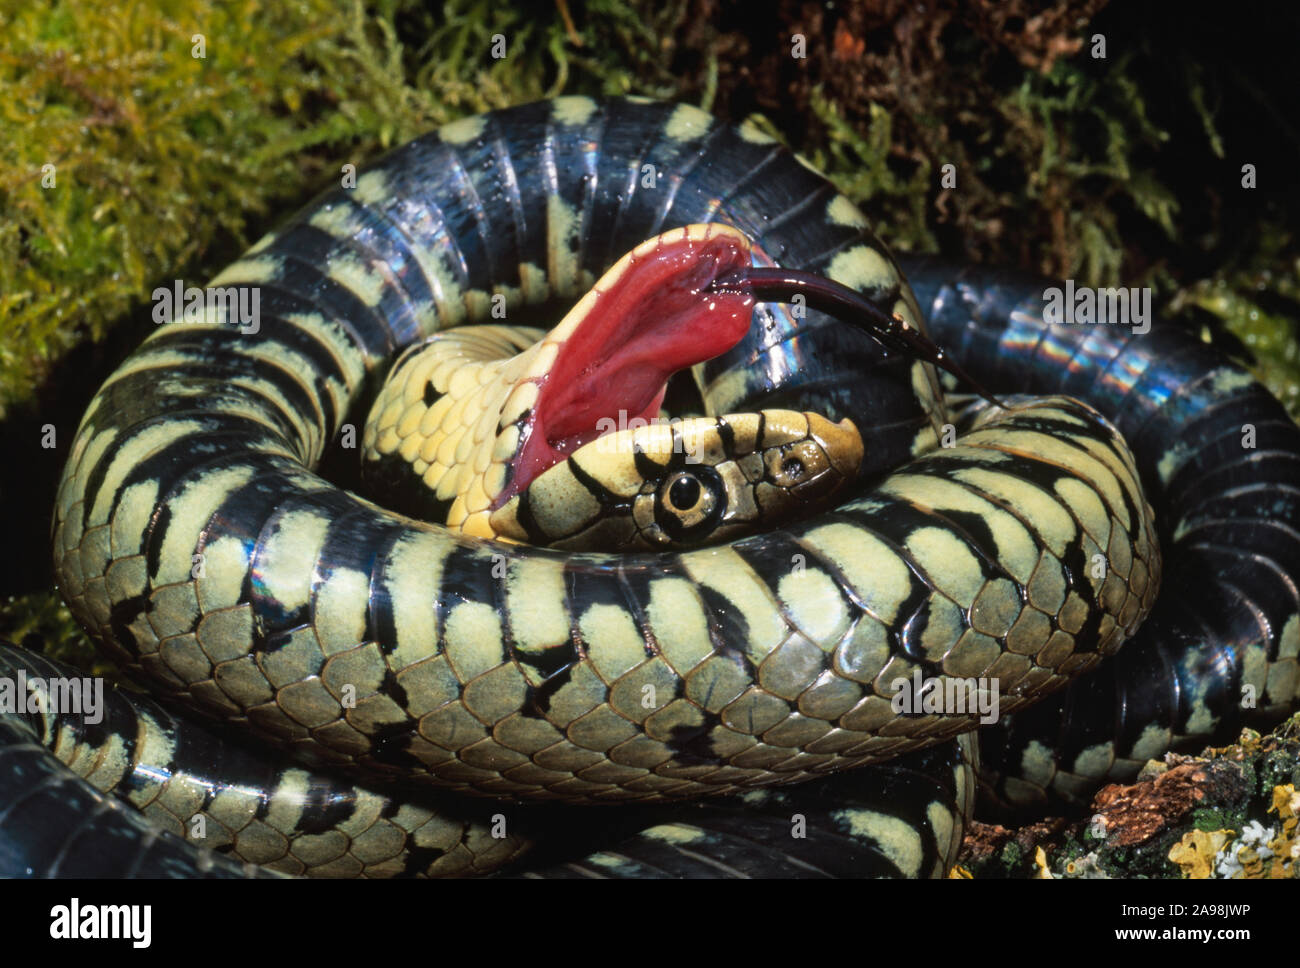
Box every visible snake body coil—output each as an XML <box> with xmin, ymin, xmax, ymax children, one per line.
<box><xmin>2</xmin><ymin>96</ymin><xmax>1296</xmax><ymax>878</ymax></box>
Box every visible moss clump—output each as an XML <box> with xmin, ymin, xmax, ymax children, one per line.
<box><xmin>0</xmin><ymin>592</ymin><xmax>91</xmax><ymax>667</ymax></box>
<box><xmin>0</xmin><ymin>0</ymin><xmax>659</xmax><ymax>418</ymax></box>
<box><xmin>1170</xmin><ymin>262</ymin><xmax>1300</xmax><ymax>419</ymax></box>
<box><xmin>2</xmin><ymin>0</ymin><xmax>339</xmax><ymax>416</ymax></box>
<box><xmin>1191</xmin><ymin>805</ymin><xmax>1247</xmax><ymax>833</ymax></box>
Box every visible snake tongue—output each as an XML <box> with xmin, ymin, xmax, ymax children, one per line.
<box><xmin>505</xmin><ymin>225</ymin><xmax>756</xmax><ymax>500</ymax></box>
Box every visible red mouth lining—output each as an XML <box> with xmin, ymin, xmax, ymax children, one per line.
<box><xmin>501</xmin><ymin>230</ymin><xmax>755</xmax><ymax>505</ymax></box>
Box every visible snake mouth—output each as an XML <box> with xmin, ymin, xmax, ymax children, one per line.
<box><xmin>504</xmin><ymin>224</ymin><xmax>756</xmax><ymax>504</ymax></box>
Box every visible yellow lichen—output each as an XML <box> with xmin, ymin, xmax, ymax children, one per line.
<box><xmin>1032</xmin><ymin>846</ymin><xmax>1053</xmax><ymax>879</ymax></box>
<box><xmin>1168</xmin><ymin>829</ymin><xmax>1233</xmax><ymax>878</ymax></box>
<box><xmin>1206</xmin><ymin>728</ymin><xmax>1262</xmax><ymax>759</ymax></box>
<box><xmin>1262</xmin><ymin>783</ymin><xmax>1300</xmax><ymax>878</ymax></box>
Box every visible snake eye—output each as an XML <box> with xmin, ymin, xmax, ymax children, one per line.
<box><xmin>667</xmin><ymin>474</ymin><xmax>702</xmax><ymax>510</ymax></box>
<box><xmin>654</xmin><ymin>468</ymin><xmax>726</xmax><ymax>542</ymax></box>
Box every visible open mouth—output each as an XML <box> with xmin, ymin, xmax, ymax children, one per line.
<box><xmin>500</xmin><ymin>224</ymin><xmax>757</xmax><ymax>505</ymax></box>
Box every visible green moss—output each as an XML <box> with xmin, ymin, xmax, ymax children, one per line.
<box><xmin>1256</xmin><ymin>717</ymin><xmax>1300</xmax><ymax>792</ymax></box>
<box><xmin>5</xmin><ymin>0</ymin><xmax>320</xmax><ymax>415</ymax></box>
<box><xmin>997</xmin><ymin>840</ymin><xmax>1023</xmax><ymax>872</ymax></box>
<box><xmin>1170</xmin><ymin>265</ymin><xmax>1300</xmax><ymax>419</ymax></box>
<box><xmin>0</xmin><ymin>0</ymin><xmax>667</xmax><ymax>418</ymax></box>
<box><xmin>1192</xmin><ymin>806</ymin><xmax>1245</xmax><ymax>832</ymax></box>
<box><xmin>0</xmin><ymin>590</ymin><xmax>97</xmax><ymax>671</ymax></box>
<box><xmin>804</xmin><ymin>93</ymin><xmax>938</xmax><ymax>253</ymax></box>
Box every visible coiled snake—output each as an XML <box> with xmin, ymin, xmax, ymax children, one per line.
<box><xmin>2</xmin><ymin>96</ymin><xmax>1297</xmax><ymax>878</ymax></box>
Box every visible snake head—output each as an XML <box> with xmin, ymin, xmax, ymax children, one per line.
<box><xmin>360</xmin><ymin>224</ymin><xmax>893</xmax><ymax>548</ymax></box>
<box><xmin>488</xmin><ymin>409</ymin><xmax>863</xmax><ymax>550</ymax></box>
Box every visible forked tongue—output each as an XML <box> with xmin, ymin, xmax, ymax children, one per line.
<box><xmin>709</xmin><ymin>266</ymin><xmax>1009</xmax><ymax>408</ymax></box>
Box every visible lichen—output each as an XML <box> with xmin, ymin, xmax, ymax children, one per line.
<box><xmin>1169</xmin><ymin>829</ymin><xmax>1234</xmax><ymax>879</ymax></box>
<box><xmin>1032</xmin><ymin>845</ymin><xmax>1053</xmax><ymax>878</ymax></box>
<box><xmin>1064</xmin><ymin>851</ymin><xmax>1110</xmax><ymax>878</ymax></box>
<box><xmin>963</xmin><ymin>718</ymin><xmax>1300</xmax><ymax>878</ymax></box>
<box><xmin>1159</xmin><ymin>732</ymin><xmax>1300</xmax><ymax>878</ymax></box>
<box><xmin>1168</xmin><ymin>785</ymin><xmax>1299</xmax><ymax>879</ymax></box>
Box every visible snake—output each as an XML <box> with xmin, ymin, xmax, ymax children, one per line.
<box><xmin>2</xmin><ymin>95</ymin><xmax>1297</xmax><ymax>879</ymax></box>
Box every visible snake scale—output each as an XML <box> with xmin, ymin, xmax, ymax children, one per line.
<box><xmin>2</xmin><ymin>96</ymin><xmax>1297</xmax><ymax>879</ymax></box>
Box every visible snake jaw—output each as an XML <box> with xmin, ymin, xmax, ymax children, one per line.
<box><xmin>488</xmin><ymin>408</ymin><xmax>864</xmax><ymax>550</ymax></box>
